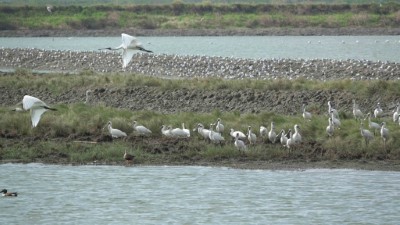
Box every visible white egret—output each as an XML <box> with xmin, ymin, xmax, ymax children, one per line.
<box><xmin>21</xmin><ymin>95</ymin><xmax>57</xmax><ymax>128</ymax></box>
<box><xmin>279</xmin><ymin>129</ymin><xmax>288</xmax><ymax>147</ymax></box>
<box><xmin>181</xmin><ymin>123</ymin><xmax>190</xmax><ymax>137</ymax></box>
<box><xmin>259</xmin><ymin>125</ymin><xmax>268</xmax><ymax>138</ymax></box>
<box><xmin>194</xmin><ymin>123</ymin><xmax>211</xmax><ymax>141</ymax></box>
<box><xmin>365</xmin><ymin>113</ymin><xmax>381</xmax><ymax>135</ymax></box>
<box><xmin>328</xmin><ymin>101</ymin><xmax>339</xmax><ymax>118</ymax></box>
<box><xmin>326</xmin><ymin>118</ymin><xmax>334</xmax><ymax>137</ymax></box>
<box><xmin>215</xmin><ymin>118</ymin><xmax>224</xmax><ymax>134</ymax></box>
<box><xmin>84</xmin><ymin>89</ymin><xmax>92</xmax><ymax>104</ymax></box>
<box><xmin>360</xmin><ymin>122</ymin><xmax>373</xmax><ymax>146</ymax></box>
<box><xmin>392</xmin><ymin>103</ymin><xmax>400</xmax><ymax>122</ymax></box>
<box><xmin>169</xmin><ymin>126</ymin><xmax>189</xmax><ymax>138</ymax></box>
<box><xmin>302</xmin><ymin>104</ymin><xmax>312</xmax><ymax>121</ymax></box>
<box><xmin>330</xmin><ymin>110</ymin><xmax>341</xmax><ymax>129</ymax></box>
<box><xmin>104</xmin><ymin>121</ymin><xmax>127</xmax><ymax>138</ymax></box>
<box><xmin>132</xmin><ymin>121</ymin><xmax>152</xmax><ymax>136</ymax></box>
<box><xmin>247</xmin><ymin>126</ymin><xmax>257</xmax><ymax>145</ymax></box>
<box><xmin>268</xmin><ymin>122</ymin><xmax>277</xmax><ymax>143</ymax></box>
<box><xmin>286</xmin><ymin>129</ymin><xmax>295</xmax><ymax>151</ymax></box>
<box><xmin>99</xmin><ymin>33</ymin><xmax>153</xmax><ymax>68</ymax></box>
<box><xmin>380</xmin><ymin>122</ymin><xmax>389</xmax><ymax>150</ymax></box>
<box><xmin>352</xmin><ymin>99</ymin><xmax>364</xmax><ymax>121</ymax></box>
<box><xmin>234</xmin><ymin>133</ymin><xmax>247</xmax><ymax>151</ymax></box>
<box><xmin>46</xmin><ymin>5</ymin><xmax>53</xmax><ymax>13</ymax></box>
<box><xmin>293</xmin><ymin>124</ymin><xmax>302</xmax><ymax>144</ymax></box>
<box><xmin>230</xmin><ymin>128</ymin><xmax>246</xmax><ymax>140</ymax></box>
<box><xmin>209</xmin><ymin>124</ymin><xmax>225</xmax><ymax>144</ymax></box>
<box><xmin>374</xmin><ymin>102</ymin><xmax>383</xmax><ymax>118</ymax></box>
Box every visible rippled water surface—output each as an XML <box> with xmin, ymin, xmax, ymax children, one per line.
<box><xmin>1</xmin><ymin>163</ymin><xmax>399</xmax><ymax>225</ymax></box>
<box><xmin>1</xmin><ymin>36</ymin><xmax>399</xmax><ymax>62</ymax></box>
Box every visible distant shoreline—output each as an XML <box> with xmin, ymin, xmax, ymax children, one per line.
<box><xmin>1</xmin><ymin>27</ymin><xmax>400</xmax><ymax>37</ymax></box>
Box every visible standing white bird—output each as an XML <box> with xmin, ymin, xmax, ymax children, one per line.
<box><xmin>84</xmin><ymin>89</ymin><xmax>92</xmax><ymax>105</ymax></box>
<box><xmin>161</xmin><ymin>125</ymin><xmax>172</xmax><ymax>137</ymax></box>
<box><xmin>365</xmin><ymin>113</ymin><xmax>381</xmax><ymax>135</ymax></box>
<box><xmin>230</xmin><ymin>128</ymin><xmax>246</xmax><ymax>140</ymax></box>
<box><xmin>181</xmin><ymin>123</ymin><xmax>190</xmax><ymax>137</ymax></box>
<box><xmin>259</xmin><ymin>125</ymin><xmax>268</xmax><ymax>138</ymax></box>
<box><xmin>104</xmin><ymin>121</ymin><xmax>127</xmax><ymax>138</ymax></box>
<box><xmin>374</xmin><ymin>102</ymin><xmax>383</xmax><ymax>118</ymax></box>
<box><xmin>215</xmin><ymin>118</ymin><xmax>224</xmax><ymax>134</ymax></box>
<box><xmin>393</xmin><ymin>103</ymin><xmax>400</xmax><ymax>122</ymax></box>
<box><xmin>328</xmin><ymin>101</ymin><xmax>339</xmax><ymax>118</ymax></box>
<box><xmin>268</xmin><ymin>121</ymin><xmax>277</xmax><ymax>143</ymax></box>
<box><xmin>352</xmin><ymin>99</ymin><xmax>364</xmax><ymax>121</ymax></box>
<box><xmin>302</xmin><ymin>104</ymin><xmax>312</xmax><ymax>121</ymax></box>
<box><xmin>194</xmin><ymin>123</ymin><xmax>211</xmax><ymax>141</ymax></box>
<box><xmin>360</xmin><ymin>122</ymin><xmax>374</xmax><ymax>146</ymax></box>
<box><xmin>169</xmin><ymin>126</ymin><xmax>189</xmax><ymax>138</ymax></box>
<box><xmin>279</xmin><ymin>129</ymin><xmax>288</xmax><ymax>147</ymax></box>
<box><xmin>132</xmin><ymin>121</ymin><xmax>152</xmax><ymax>136</ymax></box>
<box><xmin>330</xmin><ymin>110</ymin><xmax>341</xmax><ymax>129</ymax></box>
<box><xmin>21</xmin><ymin>95</ymin><xmax>57</xmax><ymax>128</ymax></box>
<box><xmin>99</xmin><ymin>33</ymin><xmax>153</xmax><ymax>68</ymax></box>
<box><xmin>380</xmin><ymin>122</ymin><xmax>389</xmax><ymax>150</ymax></box>
<box><xmin>286</xmin><ymin>129</ymin><xmax>295</xmax><ymax>151</ymax></box>
<box><xmin>234</xmin><ymin>133</ymin><xmax>247</xmax><ymax>151</ymax></box>
<box><xmin>326</xmin><ymin>117</ymin><xmax>334</xmax><ymax>137</ymax></box>
<box><xmin>293</xmin><ymin>124</ymin><xmax>302</xmax><ymax>144</ymax></box>
<box><xmin>247</xmin><ymin>126</ymin><xmax>257</xmax><ymax>145</ymax></box>
<box><xmin>209</xmin><ymin>124</ymin><xmax>225</xmax><ymax>144</ymax></box>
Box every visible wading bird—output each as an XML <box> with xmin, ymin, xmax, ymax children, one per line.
<box><xmin>104</xmin><ymin>121</ymin><xmax>127</xmax><ymax>139</ymax></box>
<box><xmin>20</xmin><ymin>95</ymin><xmax>57</xmax><ymax>128</ymax></box>
<box><xmin>352</xmin><ymin>99</ymin><xmax>364</xmax><ymax>121</ymax></box>
<box><xmin>360</xmin><ymin>122</ymin><xmax>373</xmax><ymax>146</ymax></box>
<box><xmin>234</xmin><ymin>133</ymin><xmax>247</xmax><ymax>151</ymax></box>
<box><xmin>215</xmin><ymin>118</ymin><xmax>224</xmax><ymax>134</ymax></box>
<box><xmin>326</xmin><ymin>117</ymin><xmax>334</xmax><ymax>137</ymax></box>
<box><xmin>124</xmin><ymin>149</ymin><xmax>134</xmax><ymax>165</ymax></box>
<box><xmin>99</xmin><ymin>33</ymin><xmax>153</xmax><ymax>68</ymax></box>
<box><xmin>132</xmin><ymin>121</ymin><xmax>152</xmax><ymax>137</ymax></box>
<box><xmin>365</xmin><ymin>113</ymin><xmax>381</xmax><ymax>135</ymax></box>
<box><xmin>268</xmin><ymin>122</ymin><xmax>277</xmax><ymax>144</ymax></box>
<box><xmin>380</xmin><ymin>122</ymin><xmax>389</xmax><ymax>151</ymax></box>
<box><xmin>374</xmin><ymin>102</ymin><xmax>383</xmax><ymax>118</ymax></box>
<box><xmin>247</xmin><ymin>126</ymin><xmax>257</xmax><ymax>145</ymax></box>
<box><xmin>230</xmin><ymin>128</ymin><xmax>246</xmax><ymax>140</ymax></box>
<box><xmin>302</xmin><ymin>104</ymin><xmax>312</xmax><ymax>121</ymax></box>
<box><xmin>393</xmin><ymin>103</ymin><xmax>400</xmax><ymax>122</ymax></box>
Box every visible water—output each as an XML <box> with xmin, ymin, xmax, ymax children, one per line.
<box><xmin>1</xmin><ymin>36</ymin><xmax>399</xmax><ymax>62</ymax></box>
<box><xmin>1</xmin><ymin>163</ymin><xmax>399</xmax><ymax>224</ymax></box>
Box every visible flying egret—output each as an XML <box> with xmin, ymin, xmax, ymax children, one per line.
<box><xmin>215</xmin><ymin>118</ymin><xmax>224</xmax><ymax>134</ymax></box>
<box><xmin>392</xmin><ymin>103</ymin><xmax>400</xmax><ymax>122</ymax></box>
<box><xmin>104</xmin><ymin>121</ymin><xmax>127</xmax><ymax>139</ymax></box>
<box><xmin>302</xmin><ymin>104</ymin><xmax>312</xmax><ymax>121</ymax></box>
<box><xmin>374</xmin><ymin>102</ymin><xmax>383</xmax><ymax>118</ymax></box>
<box><xmin>230</xmin><ymin>128</ymin><xmax>246</xmax><ymax>140</ymax></box>
<box><xmin>20</xmin><ymin>95</ymin><xmax>57</xmax><ymax>128</ymax></box>
<box><xmin>380</xmin><ymin>122</ymin><xmax>389</xmax><ymax>151</ymax></box>
<box><xmin>352</xmin><ymin>99</ymin><xmax>364</xmax><ymax>121</ymax></box>
<box><xmin>99</xmin><ymin>33</ymin><xmax>153</xmax><ymax>68</ymax></box>
<box><xmin>234</xmin><ymin>133</ymin><xmax>247</xmax><ymax>151</ymax></box>
<box><xmin>268</xmin><ymin>121</ymin><xmax>277</xmax><ymax>144</ymax></box>
<box><xmin>132</xmin><ymin>121</ymin><xmax>152</xmax><ymax>136</ymax></box>
<box><xmin>365</xmin><ymin>113</ymin><xmax>381</xmax><ymax>135</ymax></box>
<box><xmin>247</xmin><ymin>126</ymin><xmax>257</xmax><ymax>145</ymax></box>
<box><xmin>360</xmin><ymin>122</ymin><xmax>373</xmax><ymax>146</ymax></box>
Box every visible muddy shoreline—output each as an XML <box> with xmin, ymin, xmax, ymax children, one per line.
<box><xmin>1</xmin><ymin>27</ymin><xmax>400</xmax><ymax>37</ymax></box>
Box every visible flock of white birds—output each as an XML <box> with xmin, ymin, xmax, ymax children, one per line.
<box><xmin>16</xmin><ymin>93</ymin><xmax>399</xmax><ymax>153</ymax></box>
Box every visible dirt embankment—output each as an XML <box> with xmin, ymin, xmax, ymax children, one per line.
<box><xmin>1</xmin><ymin>27</ymin><xmax>400</xmax><ymax>37</ymax></box>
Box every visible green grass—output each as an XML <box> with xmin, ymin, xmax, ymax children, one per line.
<box><xmin>0</xmin><ymin>3</ymin><xmax>399</xmax><ymax>30</ymax></box>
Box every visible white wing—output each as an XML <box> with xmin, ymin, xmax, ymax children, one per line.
<box><xmin>121</xmin><ymin>33</ymin><xmax>137</xmax><ymax>49</ymax></box>
<box><xmin>30</xmin><ymin>108</ymin><xmax>48</xmax><ymax>127</ymax></box>
<box><xmin>23</xmin><ymin>95</ymin><xmax>45</xmax><ymax>110</ymax></box>
<box><xmin>122</xmin><ymin>49</ymin><xmax>135</xmax><ymax>68</ymax></box>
